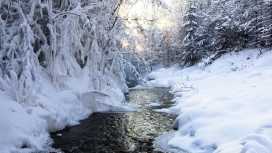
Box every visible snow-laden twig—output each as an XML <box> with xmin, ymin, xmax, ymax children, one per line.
<box><xmin>170</xmin><ymin>81</ymin><xmax>197</xmax><ymax>92</ymax></box>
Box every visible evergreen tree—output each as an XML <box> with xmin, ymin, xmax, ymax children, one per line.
<box><xmin>181</xmin><ymin>0</ymin><xmax>200</xmax><ymax>67</ymax></box>
<box><xmin>256</xmin><ymin>0</ymin><xmax>272</xmax><ymax>48</ymax></box>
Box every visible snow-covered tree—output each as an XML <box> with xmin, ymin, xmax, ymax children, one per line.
<box><xmin>260</xmin><ymin>0</ymin><xmax>272</xmax><ymax>48</ymax></box>
<box><xmin>249</xmin><ymin>0</ymin><xmax>272</xmax><ymax>48</ymax></box>
<box><xmin>181</xmin><ymin>0</ymin><xmax>201</xmax><ymax>67</ymax></box>
<box><xmin>117</xmin><ymin>0</ymin><xmax>171</xmax><ymax>79</ymax></box>
<box><xmin>0</xmin><ymin>0</ymin><xmax>131</xmax><ymax>105</ymax></box>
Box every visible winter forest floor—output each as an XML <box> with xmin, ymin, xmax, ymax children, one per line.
<box><xmin>147</xmin><ymin>48</ymin><xmax>272</xmax><ymax>153</ymax></box>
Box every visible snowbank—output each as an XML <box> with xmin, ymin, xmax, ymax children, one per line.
<box><xmin>0</xmin><ymin>67</ymin><xmax>130</xmax><ymax>152</ymax></box>
<box><xmin>149</xmin><ymin>49</ymin><xmax>272</xmax><ymax>153</ymax></box>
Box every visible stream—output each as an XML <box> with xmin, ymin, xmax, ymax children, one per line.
<box><xmin>50</xmin><ymin>88</ymin><xmax>177</xmax><ymax>152</ymax></box>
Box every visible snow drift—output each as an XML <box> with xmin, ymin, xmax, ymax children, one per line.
<box><xmin>149</xmin><ymin>49</ymin><xmax>272</xmax><ymax>153</ymax></box>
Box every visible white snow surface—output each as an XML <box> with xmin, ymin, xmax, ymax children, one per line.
<box><xmin>0</xmin><ymin>68</ymin><xmax>132</xmax><ymax>152</ymax></box>
<box><xmin>148</xmin><ymin>102</ymin><xmax>161</xmax><ymax>107</ymax></box>
<box><xmin>149</xmin><ymin>49</ymin><xmax>272</xmax><ymax>153</ymax></box>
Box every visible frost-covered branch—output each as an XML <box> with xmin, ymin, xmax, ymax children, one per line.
<box><xmin>0</xmin><ymin>0</ymin><xmax>129</xmax><ymax>104</ymax></box>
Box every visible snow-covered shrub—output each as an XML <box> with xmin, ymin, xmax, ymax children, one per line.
<box><xmin>0</xmin><ymin>0</ymin><xmax>128</xmax><ymax>104</ymax></box>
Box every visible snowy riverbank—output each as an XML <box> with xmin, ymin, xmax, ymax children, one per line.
<box><xmin>149</xmin><ymin>49</ymin><xmax>272</xmax><ymax>153</ymax></box>
<box><xmin>0</xmin><ymin>67</ymin><xmax>132</xmax><ymax>152</ymax></box>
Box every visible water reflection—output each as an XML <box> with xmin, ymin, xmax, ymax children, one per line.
<box><xmin>51</xmin><ymin>88</ymin><xmax>176</xmax><ymax>152</ymax></box>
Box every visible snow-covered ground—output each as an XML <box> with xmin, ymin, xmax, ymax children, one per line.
<box><xmin>0</xmin><ymin>67</ymin><xmax>136</xmax><ymax>153</ymax></box>
<box><xmin>149</xmin><ymin>49</ymin><xmax>272</xmax><ymax>153</ymax></box>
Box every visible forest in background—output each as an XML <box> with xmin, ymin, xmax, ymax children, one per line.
<box><xmin>172</xmin><ymin>0</ymin><xmax>272</xmax><ymax>67</ymax></box>
<box><xmin>122</xmin><ymin>0</ymin><xmax>272</xmax><ymax>69</ymax></box>
<box><xmin>0</xmin><ymin>0</ymin><xmax>271</xmax><ymax>99</ymax></box>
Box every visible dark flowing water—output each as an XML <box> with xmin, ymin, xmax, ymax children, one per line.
<box><xmin>50</xmin><ymin>88</ymin><xmax>177</xmax><ymax>153</ymax></box>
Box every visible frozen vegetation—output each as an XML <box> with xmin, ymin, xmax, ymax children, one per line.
<box><xmin>149</xmin><ymin>49</ymin><xmax>272</xmax><ymax>153</ymax></box>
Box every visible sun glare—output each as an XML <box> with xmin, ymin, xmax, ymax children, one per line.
<box><xmin>118</xmin><ymin>0</ymin><xmax>174</xmax><ymax>52</ymax></box>
<box><xmin>130</xmin><ymin>2</ymin><xmax>146</xmax><ymax>16</ymax></box>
